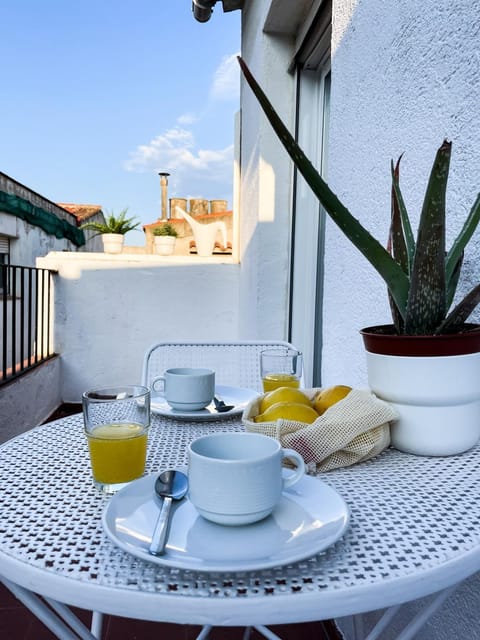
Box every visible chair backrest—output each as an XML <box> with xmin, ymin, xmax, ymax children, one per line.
<box><xmin>141</xmin><ymin>340</ymin><xmax>301</xmax><ymax>393</ymax></box>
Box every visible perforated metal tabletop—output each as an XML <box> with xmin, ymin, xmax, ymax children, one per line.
<box><xmin>1</xmin><ymin>413</ymin><xmax>479</xmax><ymax>631</ymax></box>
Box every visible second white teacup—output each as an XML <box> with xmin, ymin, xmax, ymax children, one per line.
<box><xmin>152</xmin><ymin>367</ymin><xmax>215</xmax><ymax>411</ymax></box>
<box><xmin>188</xmin><ymin>432</ymin><xmax>305</xmax><ymax>525</ymax></box>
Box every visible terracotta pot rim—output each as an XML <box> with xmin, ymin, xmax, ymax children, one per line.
<box><xmin>360</xmin><ymin>323</ymin><xmax>480</xmax><ymax>357</ymax></box>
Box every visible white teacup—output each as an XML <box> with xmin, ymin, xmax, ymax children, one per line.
<box><xmin>188</xmin><ymin>432</ymin><xmax>305</xmax><ymax>525</ymax></box>
<box><xmin>152</xmin><ymin>367</ymin><xmax>215</xmax><ymax>411</ymax></box>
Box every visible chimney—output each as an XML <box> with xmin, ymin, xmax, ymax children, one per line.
<box><xmin>158</xmin><ymin>172</ymin><xmax>170</xmax><ymax>220</ymax></box>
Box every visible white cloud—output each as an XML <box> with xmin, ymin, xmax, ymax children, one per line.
<box><xmin>177</xmin><ymin>112</ymin><xmax>198</xmax><ymax>125</ymax></box>
<box><xmin>210</xmin><ymin>53</ymin><xmax>240</xmax><ymax>101</ymax></box>
<box><xmin>124</xmin><ymin>127</ymin><xmax>233</xmax><ymax>197</ymax></box>
<box><xmin>123</xmin><ymin>52</ymin><xmax>239</xmax><ymax>202</ymax></box>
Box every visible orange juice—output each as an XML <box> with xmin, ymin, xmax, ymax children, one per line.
<box><xmin>86</xmin><ymin>423</ymin><xmax>148</xmax><ymax>484</ymax></box>
<box><xmin>262</xmin><ymin>373</ymin><xmax>300</xmax><ymax>392</ymax></box>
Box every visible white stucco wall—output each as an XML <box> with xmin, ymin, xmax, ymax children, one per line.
<box><xmin>240</xmin><ymin>0</ymin><xmax>480</xmax><ymax>637</ymax></box>
<box><xmin>36</xmin><ymin>252</ymin><xmax>240</xmax><ymax>402</ymax></box>
<box><xmin>0</xmin><ymin>357</ymin><xmax>62</xmax><ymax>442</ymax></box>
<box><xmin>0</xmin><ymin>173</ymin><xmax>92</xmax><ymax>264</ymax></box>
<box><xmin>238</xmin><ymin>1</ymin><xmax>296</xmax><ymax>341</ymax></box>
<box><xmin>326</xmin><ymin>3</ymin><xmax>480</xmax><ymax>636</ymax></box>
<box><xmin>0</xmin><ymin>212</ymin><xmax>83</xmax><ymax>267</ymax></box>
<box><xmin>323</xmin><ymin>0</ymin><xmax>480</xmax><ymax>387</ymax></box>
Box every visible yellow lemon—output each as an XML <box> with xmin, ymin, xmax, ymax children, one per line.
<box><xmin>313</xmin><ymin>385</ymin><xmax>352</xmax><ymax>415</ymax></box>
<box><xmin>259</xmin><ymin>386</ymin><xmax>312</xmax><ymax>414</ymax></box>
<box><xmin>254</xmin><ymin>401</ymin><xmax>319</xmax><ymax>424</ymax></box>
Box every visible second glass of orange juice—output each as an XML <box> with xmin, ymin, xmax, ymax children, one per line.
<box><xmin>82</xmin><ymin>385</ymin><xmax>150</xmax><ymax>494</ymax></box>
<box><xmin>260</xmin><ymin>348</ymin><xmax>303</xmax><ymax>392</ymax></box>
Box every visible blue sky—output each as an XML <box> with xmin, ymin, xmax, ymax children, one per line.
<box><xmin>0</xmin><ymin>0</ymin><xmax>240</xmax><ymax>244</ymax></box>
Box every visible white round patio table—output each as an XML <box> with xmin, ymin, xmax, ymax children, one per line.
<box><xmin>0</xmin><ymin>413</ymin><xmax>479</xmax><ymax>640</ymax></box>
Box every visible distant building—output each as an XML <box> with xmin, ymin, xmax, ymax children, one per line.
<box><xmin>0</xmin><ymin>172</ymin><xmax>106</xmax><ymax>267</ymax></box>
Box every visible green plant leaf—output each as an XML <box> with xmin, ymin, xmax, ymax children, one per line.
<box><xmin>238</xmin><ymin>57</ymin><xmax>480</xmax><ymax>335</ymax></box>
<box><xmin>238</xmin><ymin>56</ymin><xmax>409</xmax><ymax>318</ymax></box>
<box><xmin>390</xmin><ymin>157</ymin><xmax>415</xmax><ymax>272</ymax></box>
<box><xmin>80</xmin><ymin>207</ymin><xmax>140</xmax><ymax>236</ymax></box>
<box><xmin>445</xmin><ymin>192</ymin><xmax>480</xmax><ymax>285</ymax></box>
<box><xmin>437</xmin><ymin>283</ymin><xmax>480</xmax><ymax>333</ymax></box>
<box><xmin>446</xmin><ymin>251</ymin><xmax>463</xmax><ymax>309</ymax></box>
<box><xmin>388</xmin><ymin>158</ymin><xmax>408</xmax><ymax>332</ymax></box>
<box><xmin>153</xmin><ymin>223</ymin><xmax>178</xmax><ymax>237</ymax></box>
<box><xmin>404</xmin><ymin>141</ymin><xmax>450</xmax><ymax>334</ymax></box>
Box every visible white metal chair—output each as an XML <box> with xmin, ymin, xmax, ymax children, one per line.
<box><xmin>175</xmin><ymin>206</ymin><xmax>227</xmax><ymax>257</ymax></box>
<box><xmin>141</xmin><ymin>340</ymin><xmax>303</xmax><ymax>640</ymax></box>
<box><xmin>141</xmin><ymin>340</ymin><xmax>302</xmax><ymax>393</ymax></box>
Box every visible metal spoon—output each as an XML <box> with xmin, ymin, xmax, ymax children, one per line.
<box><xmin>213</xmin><ymin>395</ymin><xmax>235</xmax><ymax>412</ymax></box>
<box><xmin>149</xmin><ymin>470</ymin><xmax>188</xmax><ymax>556</ymax></box>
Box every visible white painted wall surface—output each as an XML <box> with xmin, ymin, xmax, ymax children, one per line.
<box><xmin>323</xmin><ymin>0</ymin><xmax>480</xmax><ymax>388</ymax></box>
<box><xmin>240</xmin><ymin>0</ymin><xmax>480</xmax><ymax>637</ymax></box>
<box><xmin>238</xmin><ymin>0</ymin><xmax>295</xmax><ymax>341</ymax></box>
<box><xmin>326</xmin><ymin>2</ymin><xmax>480</xmax><ymax>635</ymax></box>
<box><xmin>0</xmin><ymin>173</ymin><xmax>101</xmax><ymax>263</ymax></box>
<box><xmin>36</xmin><ymin>252</ymin><xmax>239</xmax><ymax>402</ymax></box>
<box><xmin>0</xmin><ymin>357</ymin><xmax>61</xmax><ymax>442</ymax></box>
<box><xmin>0</xmin><ymin>212</ymin><xmax>84</xmax><ymax>267</ymax></box>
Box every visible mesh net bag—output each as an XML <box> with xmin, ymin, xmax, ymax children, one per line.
<box><xmin>242</xmin><ymin>388</ymin><xmax>398</xmax><ymax>472</ymax></box>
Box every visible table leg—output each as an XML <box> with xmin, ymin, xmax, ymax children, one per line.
<box><xmin>361</xmin><ymin>605</ymin><xmax>402</xmax><ymax>640</ymax></box>
<box><xmin>359</xmin><ymin>584</ymin><xmax>459</xmax><ymax>640</ymax></box>
<box><xmin>91</xmin><ymin>611</ymin><xmax>104</xmax><ymax>638</ymax></box>
<box><xmin>1</xmin><ymin>577</ymin><xmax>97</xmax><ymax>640</ymax></box>
<box><xmin>353</xmin><ymin>614</ymin><xmax>364</xmax><ymax>639</ymax></box>
<box><xmin>44</xmin><ymin>596</ymin><xmax>100</xmax><ymax>640</ymax></box>
<box><xmin>394</xmin><ymin>585</ymin><xmax>458</xmax><ymax>640</ymax></box>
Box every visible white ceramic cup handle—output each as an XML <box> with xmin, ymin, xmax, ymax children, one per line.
<box><xmin>151</xmin><ymin>376</ymin><xmax>166</xmax><ymax>395</ymax></box>
<box><xmin>281</xmin><ymin>448</ymin><xmax>305</xmax><ymax>489</ymax></box>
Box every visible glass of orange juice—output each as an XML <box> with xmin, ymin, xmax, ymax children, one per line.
<box><xmin>260</xmin><ymin>348</ymin><xmax>303</xmax><ymax>392</ymax></box>
<box><xmin>82</xmin><ymin>385</ymin><xmax>150</xmax><ymax>494</ymax></box>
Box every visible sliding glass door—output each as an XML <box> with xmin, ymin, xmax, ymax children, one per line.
<box><xmin>289</xmin><ymin>66</ymin><xmax>330</xmax><ymax>387</ymax></box>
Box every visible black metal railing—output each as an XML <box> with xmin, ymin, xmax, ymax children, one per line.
<box><xmin>1</xmin><ymin>264</ymin><xmax>57</xmax><ymax>385</ymax></box>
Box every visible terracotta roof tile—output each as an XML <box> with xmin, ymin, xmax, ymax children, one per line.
<box><xmin>57</xmin><ymin>203</ymin><xmax>103</xmax><ymax>222</ymax></box>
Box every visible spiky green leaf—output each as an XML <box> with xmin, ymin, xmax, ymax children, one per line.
<box><xmin>437</xmin><ymin>283</ymin><xmax>480</xmax><ymax>333</ymax></box>
<box><xmin>404</xmin><ymin>141</ymin><xmax>450</xmax><ymax>333</ymax></box>
<box><xmin>446</xmin><ymin>252</ymin><xmax>463</xmax><ymax>310</ymax></box>
<box><xmin>445</xmin><ymin>192</ymin><xmax>480</xmax><ymax>285</ymax></box>
<box><xmin>81</xmin><ymin>207</ymin><xmax>140</xmax><ymax>236</ymax></box>
<box><xmin>388</xmin><ymin>158</ymin><xmax>408</xmax><ymax>332</ymax></box>
<box><xmin>238</xmin><ymin>56</ymin><xmax>409</xmax><ymax>318</ymax></box>
<box><xmin>390</xmin><ymin>157</ymin><xmax>415</xmax><ymax>272</ymax></box>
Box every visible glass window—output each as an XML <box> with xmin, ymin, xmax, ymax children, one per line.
<box><xmin>289</xmin><ymin>3</ymin><xmax>331</xmax><ymax>387</ymax></box>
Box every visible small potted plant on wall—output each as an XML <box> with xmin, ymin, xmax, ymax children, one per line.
<box><xmin>153</xmin><ymin>222</ymin><xmax>178</xmax><ymax>256</ymax></box>
<box><xmin>80</xmin><ymin>208</ymin><xmax>140</xmax><ymax>254</ymax></box>
<box><xmin>239</xmin><ymin>57</ymin><xmax>480</xmax><ymax>456</ymax></box>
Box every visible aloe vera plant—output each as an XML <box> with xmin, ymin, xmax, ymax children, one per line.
<box><xmin>80</xmin><ymin>208</ymin><xmax>140</xmax><ymax>236</ymax></box>
<box><xmin>238</xmin><ymin>56</ymin><xmax>480</xmax><ymax>335</ymax></box>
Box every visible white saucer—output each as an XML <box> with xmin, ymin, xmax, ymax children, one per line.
<box><xmin>102</xmin><ymin>473</ymin><xmax>350</xmax><ymax>572</ymax></box>
<box><xmin>151</xmin><ymin>385</ymin><xmax>259</xmax><ymax>421</ymax></box>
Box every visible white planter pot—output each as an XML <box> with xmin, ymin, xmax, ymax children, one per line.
<box><xmin>366</xmin><ymin>351</ymin><xmax>480</xmax><ymax>455</ymax></box>
<box><xmin>101</xmin><ymin>233</ymin><xmax>124</xmax><ymax>254</ymax></box>
<box><xmin>154</xmin><ymin>236</ymin><xmax>176</xmax><ymax>256</ymax></box>
<box><xmin>363</xmin><ymin>336</ymin><xmax>480</xmax><ymax>456</ymax></box>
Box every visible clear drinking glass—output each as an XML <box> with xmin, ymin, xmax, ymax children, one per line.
<box><xmin>260</xmin><ymin>348</ymin><xmax>303</xmax><ymax>392</ymax></box>
<box><xmin>82</xmin><ymin>385</ymin><xmax>150</xmax><ymax>494</ymax></box>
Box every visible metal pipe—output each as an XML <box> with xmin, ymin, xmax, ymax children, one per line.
<box><xmin>192</xmin><ymin>0</ymin><xmax>217</xmax><ymax>23</ymax></box>
<box><xmin>158</xmin><ymin>172</ymin><xmax>170</xmax><ymax>220</ymax></box>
